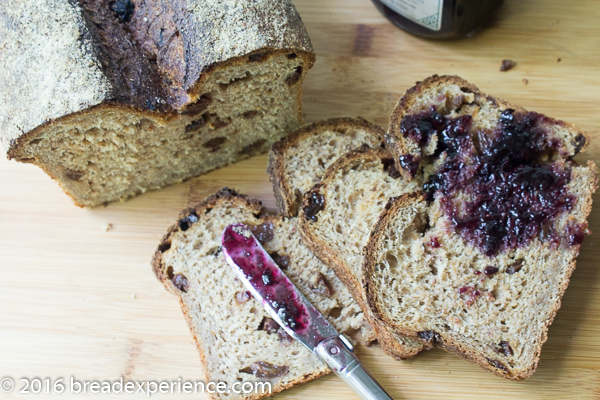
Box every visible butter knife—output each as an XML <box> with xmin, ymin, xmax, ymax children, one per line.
<box><xmin>221</xmin><ymin>223</ymin><xmax>393</xmax><ymax>400</ymax></box>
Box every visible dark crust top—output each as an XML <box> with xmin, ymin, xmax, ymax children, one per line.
<box><xmin>0</xmin><ymin>0</ymin><xmax>314</xmax><ymax>152</ymax></box>
<box><xmin>296</xmin><ymin>147</ymin><xmax>425</xmax><ymax>360</ymax></box>
<box><xmin>267</xmin><ymin>117</ymin><xmax>386</xmax><ymax>217</ymax></box>
<box><xmin>386</xmin><ymin>75</ymin><xmax>590</xmax><ymax>179</ymax></box>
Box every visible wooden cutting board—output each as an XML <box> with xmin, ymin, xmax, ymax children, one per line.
<box><xmin>1</xmin><ymin>0</ymin><xmax>599</xmax><ymax>398</ymax></box>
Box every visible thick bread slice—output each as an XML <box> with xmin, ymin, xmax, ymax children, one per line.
<box><xmin>386</xmin><ymin>75</ymin><xmax>589</xmax><ymax>180</ymax></box>
<box><xmin>268</xmin><ymin>117</ymin><xmax>385</xmax><ymax>216</ymax></box>
<box><xmin>152</xmin><ymin>188</ymin><xmax>364</xmax><ymax>400</ymax></box>
<box><xmin>1</xmin><ymin>0</ymin><xmax>314</xmax><ymax>207</ymax></box>
<box><xmin>365</xmin><ymin>75</ymin><xmax>598</xmax><ymax>379</ymax></box>
<box><xmin>297</xmin><ymin>147</ymin><xmax>426</xmax><ymax>359</ymax></box>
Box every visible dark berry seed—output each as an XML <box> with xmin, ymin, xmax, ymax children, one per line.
<box><xmin>303</xmin><ymin>190</ymin><xmax>325</xmax><ymax>222</ymax></box>
<box><xmin>487</xmin><ymin>358</ymin><xmax>509</xmax><ymax>372</ymax></box>
<box><xmin>506</xmin><ymin>259</ymin><xmax>523</xmax><ymax>274</ymax></box>
<box><xmin>278</xmin><ymin>329</ymin><xmax>293</xmax><ymax>344</ymax></box>
<box><xmin>484</xmin><ymin>266</ymin><xmax>499</xmax><ymax>276</ymax></box>
<box><xmin>270</xmin><ymin>253</ymin><xmax>290</xmax><ymax>270</ymax></box>
<box><xmin>171</xmin><ymin>273</ymin><xmax>189</xmax><ymax>293</ymax></box>
<box><xmin>500</xmin><ymin>59</ymin><xmax>516</xmax><ymax>72</ymax></box>
<box><xmin>65</xmin><ymin>169</ymin><xmax>84</xmax><ymax>181</ymax></box>
<box><xmin>417</xmin><ymin>330</ymin><xmax>441</xmax><ymax>344</ymax></box>
<box><xmin>182</xmin><ymin>95</ymin><xmax>212</xmax><ymax>117</ymax></box>
<box><xmin>496</xmin><ymin>341</ymin><xmax>514</xmax><ymax>356</ymax></box>
<box><xmin>249</xmin><ymin>222</ymin><xmax>275</xmax><ymax>244</ymax></box>
<box><xmin>235</xmin><ymin>291</ymin><xmax>251</xmax><ymax>304</ymax></box>
<box><xmin>239</xmin><ymin>361</ymin><xmax>289</xmax><ymax>378</ymax></box>
<box><xmin>259</xmin><ymin>317</ymin><xmax>279</xmax><ymax>334</ymax></box>
<box><xmin>109</xmin><ymin>0</ymin><xmax>134</xmax><ymax>23</ymax></box>
<box><xmin>310</xmin><ymin>273</ymin><xmax>332</xmax><ymax>297</ymax></box>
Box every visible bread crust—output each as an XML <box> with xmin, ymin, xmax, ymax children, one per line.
<box><xmin>297</xmin><ymin>147</ymin><xmax>426</xmax><ymax>359</ymax></box>
<box><xmin>267</xmin><ymin>117</ymin><xmax>385</xmax><ymax>216</ymax></box>
<box><xmin>151</xmin><ymin>187</ymin><xmax>329</xmax><ymax>400</ymax></box>
<box><xmin>1</xmin><ymin>0</ymin><xmax>315</xmax><ymax>156</ymax></box>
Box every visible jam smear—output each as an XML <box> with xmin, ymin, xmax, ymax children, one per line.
<box><xmin>405</xmin><ymin>108</ymin><xmax>576</xmax><ymax>256</ymax></box>
<box><xmin>398</xmin><ymin>154</ymin><xmax>420</xmax><ymax>178</ymax></box>
<box><xmin>222</xmin><ymin>224</ymin><xmax>309</xmax><ymax>332</ymax></box>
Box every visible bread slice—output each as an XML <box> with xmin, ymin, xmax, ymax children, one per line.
<box><xmin>152</xmin><ymin>188</ymin><xmax>365</xmax><ymax>399</ymax></box>
<box><xmin>1</xmin><ymin>0</ymin><xmax>314</xmax><ymax>207</ymax></box>
<box><xmin>297</xmin><ymin>147</ymin><xmax>426</xmax><ymax>359</ymax></box>
<box><xmin>365</xmin><ymin>75</ymin><xmax>598</xmax><ymax>379</ymax></box>
<box><xmin>268</xmin><ymin>117</ymin><xmax>385</xmax><ymax>216</ymax></box>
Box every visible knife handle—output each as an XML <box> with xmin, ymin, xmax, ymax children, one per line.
<box><xmin>315</xmin><ymin>336</ymin><xmax>394</xmax><ymax>400</ymax></box>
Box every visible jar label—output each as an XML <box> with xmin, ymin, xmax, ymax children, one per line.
<box><xmin>379</xmin><ymin>0</ymin><xmax>443</xmax><ymax>31</ymax></box>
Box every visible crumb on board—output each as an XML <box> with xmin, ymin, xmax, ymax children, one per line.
<box><xmin>557</xmin><ymin>57</ymin><xmax>562</xmax><ymax>62</ymax></box>
<box><xmin>500</xmin><ymin>59</ymin><xmax>516</xmax><ymax>72</ymax></box>
<box><xmin>523</xmin><ymin>78</ymin><xmax>529</xmax><ymax>85</ymax></box>
<box><xmin>103</xmin><ymin>223</ymin><xmax>113</xmax><ymax>232</ymax></box>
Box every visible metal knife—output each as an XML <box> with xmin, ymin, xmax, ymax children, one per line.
<box><xmin>221</xmin><ymin>223</ymin><xmax>393</xmax><ymax>400</ymax></box>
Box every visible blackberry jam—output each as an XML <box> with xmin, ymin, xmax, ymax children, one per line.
<box><xmin>371</xmin><ymin>0</ymin><xmax>503</xmax><ymax>40</ymax></box>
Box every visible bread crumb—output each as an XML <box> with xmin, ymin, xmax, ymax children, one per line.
<box><xmin>557</xmin><ymin>57</ymin><xmax>562</xmax><ymax>62</ymax></box>
<box><xmin>500</xmin><ymin>59</ymin><xmax>516</xmax><ymax>72</ymax></box>
<box><xmin>522</xmin><ymin>78</ymin><xmax>529</xmax><ymax>85</ymax></box>
<box><xmin>103</xmin><ymin>223</ymin><xmax>113</xmax><ymax>232</ymax></box>
<box><xmin>132</xmin><ymin>293</ymin><xmax>137</xmax><ymax>299</ymax></box>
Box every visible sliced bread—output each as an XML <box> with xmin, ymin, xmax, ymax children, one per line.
<box><xmin>2</xmin><ymin>0</ymin><xmax>314</xmax><ymax>207</ymax></box>
<box><xmin>364</xmin><ymin>75</ymin><xmax>598</xmax><ymax>379</ymax></box>
<box><xmin>297</xmin><ymin>147</ymin><xmax>426</xmax><ymax>359</ymax></box>
<box><xmin>268</xmin><ymin>117</ymin><xmax>385</xmax><ymax>216</ymax></box>
<box><xmin>152</xmin><ymin>188</ymin><xmax>365</xmax><ymax>399</ymax></box>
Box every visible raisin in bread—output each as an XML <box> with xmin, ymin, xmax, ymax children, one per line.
<box><xmin>297</xmin><ymin>147</ymin><xmax>426</xmax><ymax>359</ymax></box>
<box><xmin>0</xmin><ymin>0</ymin><xmax>314</xmax><ymax>207</ymax></box>
<box><xmin>364</xmin><ymin>75</ymin><xmax>598</xmax><ymax>379</ymax></box>
<box><xmin>268</xmin><ymin>117</ymin><xmax>385</xmax><ymax>216</ymax></box>
<box><xmin>152</xmin><ymin>188</ymin><xmax>365</xmax><ymax>399</ymax></box>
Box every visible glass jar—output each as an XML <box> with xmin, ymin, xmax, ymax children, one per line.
<box><xmin>371</xmin><ymin>0</ymin><xmax>504</xmax><ymax>40</ymax></box>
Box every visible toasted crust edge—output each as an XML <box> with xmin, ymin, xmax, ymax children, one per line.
<box><xmin>267</xmin><ymin>117</ymin><xmax>385</xmax><ymax>217</ymax></box>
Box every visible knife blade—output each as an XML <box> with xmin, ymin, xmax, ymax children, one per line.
<box><xmin>221</xmin><ymin>223</ymin><xmax>393</xmax><ymax>400</ymax></box>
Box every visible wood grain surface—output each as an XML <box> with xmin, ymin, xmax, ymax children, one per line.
<box><xmin>1</xmin><ymin>0</ymin><xmax>600</xmax><ymax>399</ymax></box>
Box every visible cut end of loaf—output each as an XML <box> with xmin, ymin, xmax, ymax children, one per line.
<box><xmin>9</xmin><ymin>51</ymin><xmax>311</xmax><ymax>207</ymax></box>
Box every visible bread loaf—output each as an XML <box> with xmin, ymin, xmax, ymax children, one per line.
<box><xmin>364</xmin><ymin>75</ymin><xmax>598</xmax><ymax>379</ymax></box>
<box><xmin>152</xmin><ymin>188</ymin><xmax>365</xmax><ymax>399</ymax></box>
<box><xmin>268</xmin><ymin>117</ymin><xmax>385</xmax><ymax>216</ymax></box>
<box><xmin>297</xmin><ymin>147</ymin><xmax>426</xmax><ymax>359</ymax></box>
<box><xmin>0</xmin><ymin>0</ymin><xmax>314</xmax><ymax>207</ymax></box>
